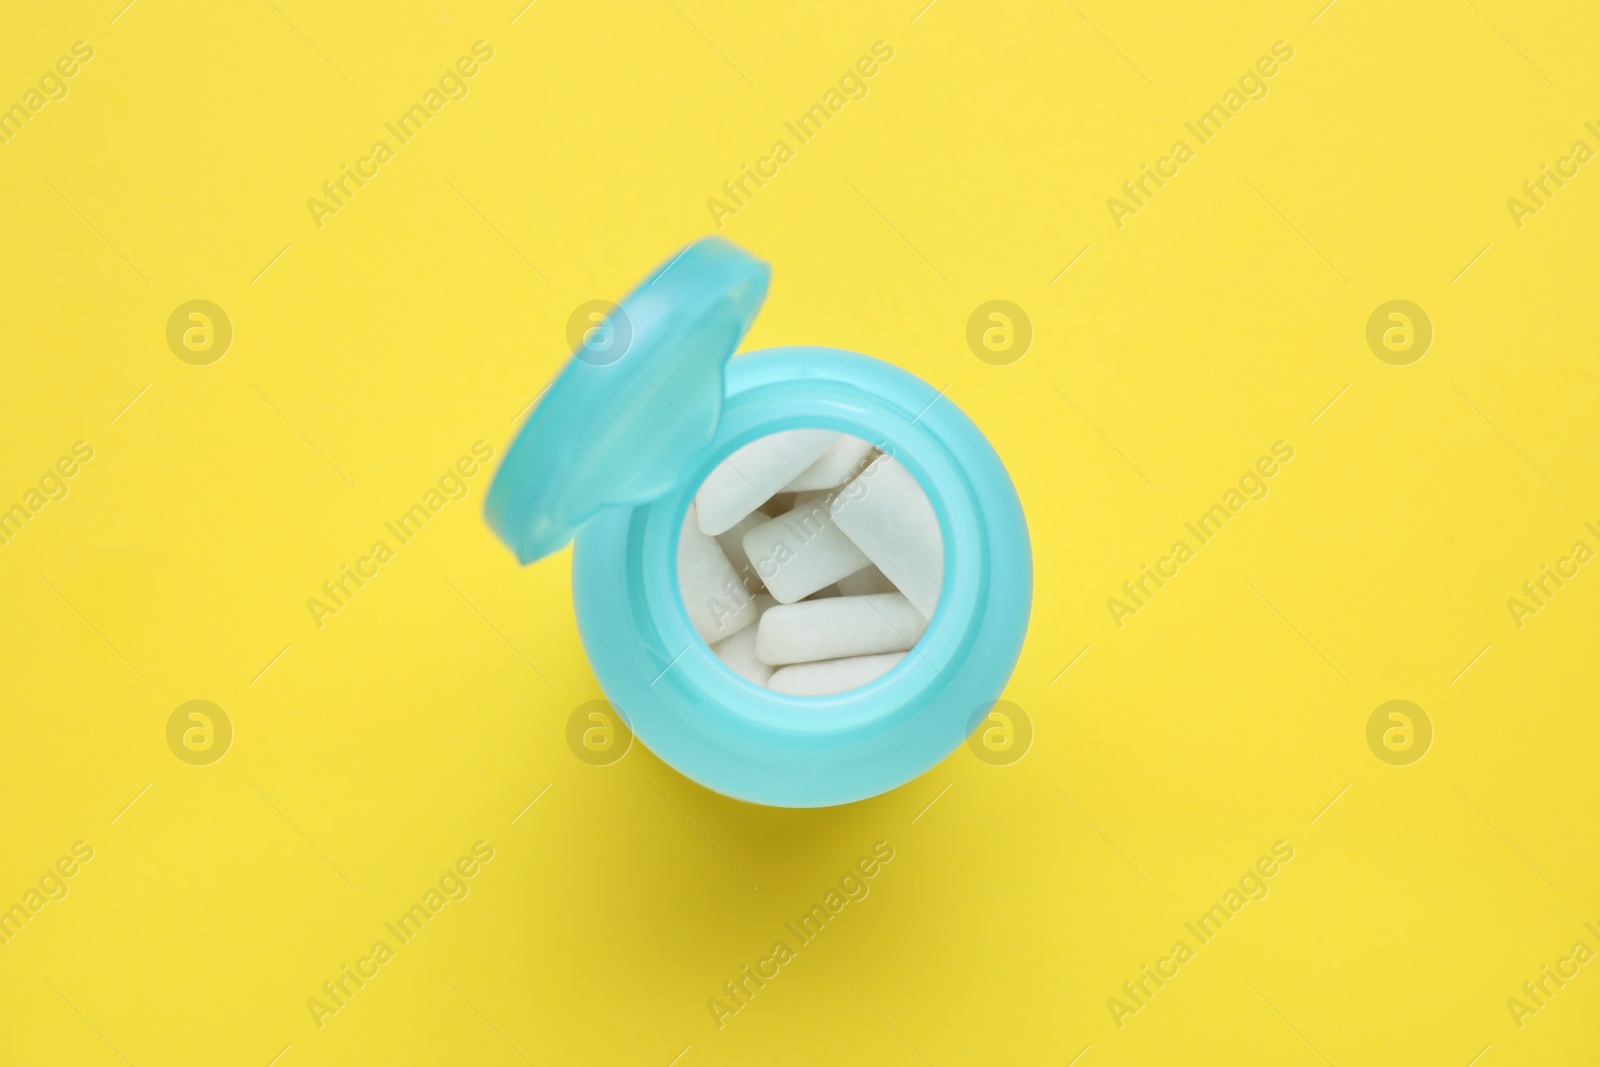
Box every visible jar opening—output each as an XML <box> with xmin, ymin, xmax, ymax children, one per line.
<box><xmin>676</xmin><ymin>429</ymin><xmax>946</xmax><ymax>697</ymax></box>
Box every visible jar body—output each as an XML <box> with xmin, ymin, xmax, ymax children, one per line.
<box><xmin>572</xmin><ymin>346</ymin><xmax>1031</xmax><ymax>807</ymax></box>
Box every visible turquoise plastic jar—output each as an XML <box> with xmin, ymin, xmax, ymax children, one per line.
<box><xmin>485</xmin><ymin>238</ymin><xmax>1031</xmax><ymax>807</ymax></box>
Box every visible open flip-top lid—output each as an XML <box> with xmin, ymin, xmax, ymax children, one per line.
<box><xmin>484</xmin><ymin>237</ymin><xmax>771</xmax><ymax>564</ymax></box>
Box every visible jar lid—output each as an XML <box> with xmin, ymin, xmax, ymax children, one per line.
<box><xmin>484</xmin><ymin>237</ymin><xmax>771</xmax><ymax>563</ymax></box>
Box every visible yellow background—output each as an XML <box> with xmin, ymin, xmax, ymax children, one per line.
<box><xmin>3</xmin><ymin>0</ymin><xmax>1598</xmax><ymax>1063</ymax></box>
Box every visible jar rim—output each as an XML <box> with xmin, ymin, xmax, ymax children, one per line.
<box><xmin>572</xmin><ymin>346</ymin><xmax>1032</xmax><ymax>807</ymax></box>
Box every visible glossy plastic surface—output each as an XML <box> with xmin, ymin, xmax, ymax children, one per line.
<box><xmin>484</xmin><ymin>238</ymin><xmax>769</xmax><ymax>563</ymax></box>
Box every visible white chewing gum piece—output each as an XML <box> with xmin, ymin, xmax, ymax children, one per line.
<box><xmin>835</xmin><ymin>564</ymin><xmax>896</xmax><ymax>596</ymax></box>
<box><xmin>755</xmin><ymin>593</ymin><xmax>927</xmax><ymax>666</ymax></box>
<box><xmin>741</xmin><ymin>495</ymin><xmax>870</xmax><ymax>604</ymax></box>
<box><xmin>677</xmin><ymin>503</ymin><xmax>758</xmax><ymax>644</ymax></box>
<box><xmin>766</xmin><ymin>652</ymin><xmax>907</xmax><ymax>696</ymax></box>
<box><xmin>782</xmin><ymin>436</ymin><xmax>878</xmax><ymax>491</ymax></box>
<box><xmin>830</xmin><ymin>455</ymin><xmax>944</xmax><ymax>619</ymax></box>
<box><xmin>714</xmin><ymin>510</ymin><xmax>771</xmax><ymax>595</ymax></box>
<box><xmin>694</xmin><ymin>430</ymin><xmax>841</xmax><ymax>536</ymax></box>
<box><xmin>713</xmin><ymin>623</ymin><xmax>773</xmax><ymax>687</ymax></box>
